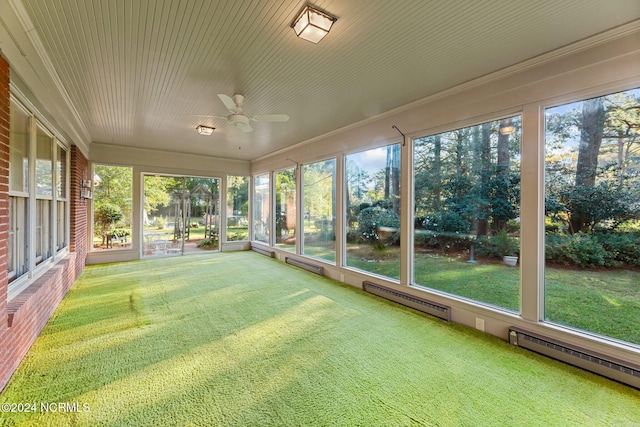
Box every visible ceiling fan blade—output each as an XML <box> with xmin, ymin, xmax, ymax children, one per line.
<box><xmin>251</xmin><ymin>114</ymin><xmax>290</xmax><ymax>122</ymax></box>
<box><xmin>194</xmin><ymin>114</ymin><xmax>229</xmax><ymax>120</ymax></box>
<box><xmin>240</xmin><ymin>122</ymin><xmax>253</xmax><ymax>133</ymax></box>
<box><xmin>217</xmin><ymin>94</ymin><xmax>238</xmax><ymax>114</ymax></box>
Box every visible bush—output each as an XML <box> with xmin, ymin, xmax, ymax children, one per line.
<box><xmin>545</xmin><ymin>233</ymin><xmax>614</xmax><ymax>268</ymax></box>
<box><xmin>155</xmin><ymin>217</ymin><xmax>166</xmax><ymax>229</ymax></box>
<box><xmin>197</xmin><ymin>238</ymin><xmax>216</xmax><ymax>248</ymax></box>
<box><xmin>476</xmin><ymin>230</ymin><xmax>519</xmax><ymax>259</ymax></box>
<box><xmin>357</xmin><ymin>206</ymin><xmax>400</xmax><ymax>246</ymax></box>
<box><xmin>422</xmin><ymin>212</ymin><xmax>470</xmax><ymax>234</ymax></box>
<box><xmin>595</xmin><ymin>232</ymin><xmax>640</xmax><ymax>267</ymax></box>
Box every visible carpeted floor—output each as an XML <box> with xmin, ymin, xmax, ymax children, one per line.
<box><xmin>1</xmin><ymin>251</ymin><xmax>638</xmax><ymax>426</ymax></box>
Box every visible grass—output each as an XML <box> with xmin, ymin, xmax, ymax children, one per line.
<box><xmin>345</xmin><ymin>245</ymin><xmax>640</xmax><ymax>345</ymax></box>
<box><xmin>1</xmin><ymin>252</ymin><xmax>639</xmax><ymax>426</ymax></box>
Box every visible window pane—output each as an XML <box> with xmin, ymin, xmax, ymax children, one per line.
<box><xmin>9</xmin><ymin>99</ymin><xmax>30</xmax><ymax>281</ymax></box>
<box><xmin>8</xmin><ymin>197</ymin><xmax>28</xmax><ymax>281</ymax></box>
<box><xmin>35</xmin><ymin>199</ymin><xmax>52</xmax><ymax>263</ymax></box>
<box><xmin>253</xmin><ymin>174</ymin><xmax>270</xmax><ymax>243</ymax></box>
<box><xmin>346</xmin><ymin>145</ymin><xmax>401</xmax><ymax>279</ymax></box>
<box><xmin>275</xmin><ymin>168</ymin><xmax>296</xmax><ymax>251</ymax></box>
<box><xmin>36</xmin><ymin>126</ymin><xmax>53</xmax><ymax>198</ymax></box>
<box><xmin>413</xmin><ymin>116</ymin><xmax>521</xmax><ymax>312</ymax></box>
<box><xmin>226</xmin><ymin>176</ymin><xmax>249</xmax><ymax>241</ymax></box>
<box><xmin>57</xmin><ymin>145</ymin><xmax>67</xmax><ymax>199</ymax></box>
<box><xmin>10</xmin><ymin>99</ymin><xmax>29</xmax><ymax>193</ymax></box>
<box><xmin>57</xmin><ymin>201</ymin><xmax>66</xmax><ymax>250</ymax></box>
<box><xmin>544</xmin><ymin>88</ymin><xmax>640</xmax><ymax>345</ymax></box>
<box><xmin>303</xmin><ymin>159</ymin><xmax>336</xmax><ymax>262</ymax></box>
<box><xmin>92</xmin><ymin>165</ymin><xmax>133</xmax><ymax>251</ymax></box>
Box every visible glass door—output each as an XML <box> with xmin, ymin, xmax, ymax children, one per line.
<box><xmin>143</xmin><ymin>175</ymin><xmax>220</xmax><ymax>257</ymax></box>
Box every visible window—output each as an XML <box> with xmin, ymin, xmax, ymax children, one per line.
<box><xmin>413</xmin><ymin>116</ymin><xmax>521</xmax><ymax>312</ymax></box>
<box><xmin>92</xmin><ymin>165</ymin><xmax>133</xmax><ymax>251</ymax></box>
<box><xmin>346</xmin><ymin>145</ymin><xmax>401</xmax><ymax>279</ymax></box>
<box><xmin>303</xmin><ymin>159</ymin><xmax>336</xmax><ymax>262</ymax></box>
<box><xmin>35</xmin><ymin>126</ymin><xmax>53</xmax><ymax>264</ymax></box>
<box><xmin>253</xmin><ymin>174</ymin><xmax>270</xmax><ymax>243</ymax></box>
<box><xmin>275</xmin><ymin>167</ymin><xmax>296</xmax><ymax>251</ymax></box>
<box><xmin>226</xmin><ymin>176</ymin><xmax>249</xmax><ymax>241</ymax></box>
<box><xmin>8</xmin><ymin>96</ymin><xmax>69</xmax><ymax>294</ymax></box>
<box><xmin>8</xmin><ymin>99</ymin><xmax>30</xmax><ymax>282</ymax></box>
<box><xmin>544</xmin><ymin>88</ymin><xmax>640</xmax><ymax>346</ymax></box>
<box><xmin>56</xmin><ymin>144</ymin><xmax>68</xmax><ymax>251</ymax></box>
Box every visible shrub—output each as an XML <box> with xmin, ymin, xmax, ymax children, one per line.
<box><xmin>357</xmin><ymin>206</ymin><xmax>400</xmax><ymax>246</ymax></box>
<box><xmin>545</xmin><ymin>233</ymin><xmax>613</xmax><ymax>268</ymax></box>
<box><xmin>476</xmin><ymin>230</ymin><xmax>519</xmax><ymax>259</ymax></box>
<box><xmin>155</xmin><ymin>217</ymin><xmax>166</xmax><ymax>229</ymax></box>
<box><xmin>197</xmin><ymin>238</ymin><xmax>216</xmax><ymax>248</ymax></box>
<box><xmin>595</xmin><ymin>232</ymin><xmax>640</xmax><ymax>267</ymax></box>
<box><xmin>422</xmin><ymin>211</ymin><xmax>470</xmax><ymax>234</ymax></box>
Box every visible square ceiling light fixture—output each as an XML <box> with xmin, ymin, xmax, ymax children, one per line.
<box><xmin>196</xmin><ymin>125</ymin><xmax>215</xmax><ymax>135</ymax></box>
<box><xmin>292</xmin><ymin>5</ymin><xmax>337</xmax><ymax>44</ymax></box>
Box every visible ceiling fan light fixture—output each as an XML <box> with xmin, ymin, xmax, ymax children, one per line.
<box><xmin>292</xmin><ymin>5</ymin><xmax>337</xmax><ymax>44</ymax></box>
<box><xmin>196</xmin><ymin>125</ymin><xmax>215</xmax><ymax>135</ymax></box>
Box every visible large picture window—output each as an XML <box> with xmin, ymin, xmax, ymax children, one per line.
<box><xmin>303</xmin><ymin>159</ymin><xmax>336</xmax><ymax>262</ymax></box>
<box><xmin>275</xmin><ymin>167</ymin><xmax>296</xmax><ymax>251</ymax></box>
<box><xmin>226</xmin><ymin>176</ymin><xmax>249</xmax><ymax>241</ymax></box>
<box><xmin>413</xmin><ymin>116</ymin><xmax>521</xmax><ymax>312</ymax></box>
<box><xmin>345</xmin><ymin>145</ymin><xmax>401</xmax><ymax>279</ymax></box>
<box><xmin>253</xmin><ymin>174</ymin><xmax>270</xmax><ymax>243</ymax></box>
<box><xmin>92</xmin><ymin>165</ymin><xmax>133</xmax><ymax>251</ymax></box>
<box><xmin>544</xmin><ymin>88</ymin><xmax>640</xmax><ymax>345</ymax></box>
<box><xmin>8</xmin><ymin>99</ymin><xmax>30</xmax><ymax>282</ymax></box>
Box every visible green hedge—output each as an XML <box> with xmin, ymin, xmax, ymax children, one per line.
<box><xmin>545</xmin><ymin>232</ymin><xmax>640</xmax><ymax>268</ymax></box>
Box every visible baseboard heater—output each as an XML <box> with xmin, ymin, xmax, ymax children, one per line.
<box><xmin>509</xmin><ymin>327</ymin><xmax>640</xmax><ymax>389</ymax></box>
<box><xmin>285</xmin><ymin>257</ymin><xmax>324</xmax><ymax>275</ymax></box>
<box><xmin>251</xmin><ymin>245</ymin><xmax>275</xmax><ymax>258</ymax></box>
<box><xmin>363</xmin><ymin>281</ymin><xmax>451</xmax><ymax>322</ymax></box>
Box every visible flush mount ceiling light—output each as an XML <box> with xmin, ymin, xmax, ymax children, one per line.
<box><xmin>291</xmin><ymin>5</ymin><xmax>337</xmax><ymax>44</ymax></box>
<box><xmin>196</xmin><ymin>125</ymin><xmax>215</xmax><ymax>135</ymax></box>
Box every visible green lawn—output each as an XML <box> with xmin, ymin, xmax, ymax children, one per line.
<box><xmin>348</xmin><ymin>247</ymin><xmax>640</xmax><ymax>345</ymax></box>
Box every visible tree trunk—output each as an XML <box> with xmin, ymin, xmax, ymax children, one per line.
<box><xmin>570</xmin><ymin>96</ymin><xmax>605</xmax><ymax>233</ymax></box>
<box><xmin>494</xmin><ymin>118</ymin><xmax>512</xmax><ymax>231</ymax></box>
<box><xmin>384</xmin><ymin>145</ymin><xmax>391</xmax><ymax>200</ymax></box>
<box><xmin>475</xmin><ymin>123</ymin><xmax>492</xmax><ymax>237</ymax></box>
<box><xmin>433</xmin><ymin>135</ymin><xmax>442</xmax><ymax>210</ymax></box>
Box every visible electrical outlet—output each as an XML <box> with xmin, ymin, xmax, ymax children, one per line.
<box><xmin>340</xmin><ymin>274</ymin><xmax>345</xmax><ymax>282</ymax></box>
<box><xmin>475</xmin><ymin>317</ymin><xmax>485</xmax><ymax>332</ymax></box>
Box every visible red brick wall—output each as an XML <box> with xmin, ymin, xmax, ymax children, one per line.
<box><xmin>0</xmin><ymin>53</ymin><xmax>10</xmax><ymax>393</ymax></box>
<box><xmin>70</xmin><ymin>146</ymin><xmax>88</xmax><ymax>276</ymax></box>
<box><xmin>0</xmin><ymin>54</ymin><xmax>88</xmax><ymax>391</ymax></box>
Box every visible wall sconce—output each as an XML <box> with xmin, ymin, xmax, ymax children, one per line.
<box><xmin>197</xmin><ymin>125</ymin><xmax>215</xmax><ymax>135</ymax></box>
<box><xmin>80</xmin><ymin>175</ymin><xmax>92</xmax><ymax>200</ymax></box>
<box><xmin>291</xmin><ymin>5</ymin><xmax>337</xmax><ymax>44</ymax></box>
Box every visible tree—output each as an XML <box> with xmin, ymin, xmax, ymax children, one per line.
<box><xmin>94</xmin><ymin>202</ymin><xmax>123</xmax><ymax>245</ymax></box>
<box><xmin>570</xmin><ymin>97</ymin><xmax>605</xmax><ymax>232</ymax></box>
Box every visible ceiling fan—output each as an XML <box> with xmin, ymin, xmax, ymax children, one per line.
<box><xmin>206</xmin><ymin>94</ymin><xmax>289</xmax><ymax>133</ymax></box>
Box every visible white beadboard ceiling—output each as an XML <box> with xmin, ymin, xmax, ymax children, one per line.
<box><xmin>7</xmin><ymin>0</ymin><xmax>640</xmax><ymax>161</ymax></box>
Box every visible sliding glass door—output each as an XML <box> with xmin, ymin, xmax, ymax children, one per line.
<box><xmin>143</xmin><ymin>175</ymin><xmax>220</xmax><ymax>257</ymax></box>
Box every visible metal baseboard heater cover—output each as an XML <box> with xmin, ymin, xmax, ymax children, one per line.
<box><xmin>362</xmin><ymin>281</ymin><xmax>451</xmax><ymax>321</ymax></box>
<box><xmin>251</xmin><ymin>246</ymin><xmax>275</xmax><ymax>258</ymax></box>
<box><xmin>509</xmin><ymin>327</ymin><xmax>640</xmax><ymax>390</ymax></box>
<box><xmin>285</xmin><ymin>257</ymin><xmax>324</xmax><ymax>275</ymax></box>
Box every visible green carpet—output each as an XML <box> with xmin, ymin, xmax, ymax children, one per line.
<box><xmin>1</xmin><ymin>252</ymin><xmax>638</xmax><ymax>426</ymax></box>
